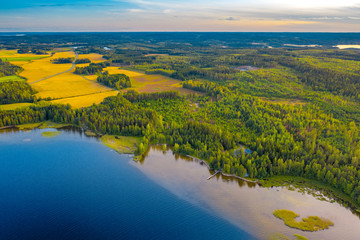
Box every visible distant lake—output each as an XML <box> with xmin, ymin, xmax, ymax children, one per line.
<box><xmin>336</xmin><ymin>45</ymin><xmax>360</xmax><ymax>49</ymax></box>
<box><xmin>1</xmin><ymin>128</ymin><xmax>360</xmax><ymax>239</ymax></box>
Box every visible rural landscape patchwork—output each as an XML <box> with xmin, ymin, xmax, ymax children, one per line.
<box><xmin>1</xmin><ymin>1</ymin><xmax>360</xmax><ymax>240</ymax></box>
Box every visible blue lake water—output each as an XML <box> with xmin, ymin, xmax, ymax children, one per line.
<box><xmin>0</xmin><ymin>128</ymin><xmax>255</xmax><ymax>240</ymax></box>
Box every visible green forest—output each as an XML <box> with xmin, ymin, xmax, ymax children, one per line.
<box><xmin>1</xmin><ymin>39</ymin><xmax>360</xmax><ymax>210</ymax></box>
<box><xmin>97</xmin><ymin>71</ymin><xmax>131</xmax><ymax>90</ymax></box>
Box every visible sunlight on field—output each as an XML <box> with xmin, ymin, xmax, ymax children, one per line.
<box><xmin>32</xmin><ymin>71</ymin><xmax>113</xmax><ymax>99</ymax></box>
<box><xmin>78</xmin><ymin>53</ymin><xmax>104</xmax><ymax>63</ymax></box>
<box><xmin>18</xmin><ymin>51</ymin><xmax>75</xmax><ymax>83</ymax></box>
<box><xmin>103</xmin><ymin>67</ymin><xmax>144</xmax><ymax>77</ymax></box>
<box><xmin>0</xmin><ymin>103</ymin><xmax>33</xmax><ymax>111</ymax></box>
<box><xmin>0</xmin><ymin>49</ymin><xmax>50</xmax><ymax>62</ymax></box>
<box><xmin>51</xmin><ymin>90</ymin><xmax>118</xmax><ymax>108</ymax></box>
<box><xmin>126</xmin><ymin>72</ymin><xmax>197</xmax><ymax>95</ymax></box>
<box><xmin>83</xmin><ymin>74</ymin><xmax>98</xmax><ymax>81</ymax></box>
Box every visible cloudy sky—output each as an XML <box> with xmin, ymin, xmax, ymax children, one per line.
<box><xmin>1</xmin><ymin>0</ymin><xmax>360</xmax><ymax>32</ymax></box>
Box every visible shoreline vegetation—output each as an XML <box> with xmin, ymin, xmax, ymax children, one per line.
<box><xmin>41</xmin><ymin>131</ymin><xmax>61</xmax><ymax>138</ymax></box>
<box><xmin>3</xmin><ymin>122</ymin><xmax>359</xmax><ymax>215</ymax></box>
<box><xmin>273</xmin><ymin>209</ymin><xmax>334</xmax><ymax>232</ymax></box>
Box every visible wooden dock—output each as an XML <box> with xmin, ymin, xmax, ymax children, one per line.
<box><xmin>207</xmin><ymin>170</ymin><xmax>221</xmax><ymax>180</ymax></box>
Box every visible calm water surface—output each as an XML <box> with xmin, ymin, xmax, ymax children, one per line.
<box><xmin>136</xmin><ymin>146</ymin><xmax>360</xmax><ymax>240</ymax></box>
<box><xmin>0</xmin><ymin>128</ymin><xmax>254</xmax><ymax>240</ymax></box>
<box><xmin>1</xmin><ymin>128</ymin><xmax>360</xmax><ymax>240</ymax></box>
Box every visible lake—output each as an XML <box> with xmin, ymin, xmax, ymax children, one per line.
<box><xmin>1</xmin><ymin>128</ymin><xmax>360</xmax><ymax>240</ymax></box>
<box><xmin>0</xmin><ymin>128</ymin><xmax>254</xmax><ymax>240</ymax></box>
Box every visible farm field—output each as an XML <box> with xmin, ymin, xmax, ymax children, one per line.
<box><xmin>32</xmin><ymin>71</ymin><xmax>113</xmax><ymax>99</ymax></box>
<box><xmin>18</xmin><ymin>51</ymin><xmax>74</xmax><ymax>83</ymax></box>
<box><xmin>103</xmin><ymin>67</ymin><xmax>144</xmax><ymax>77</ymax></box>
<box><xmin>78</xmin><ymin>53</ymin><xmax>104</xmax><ymax>63</ymax></box>
<box><xmin>3</xmin><ymin>50</ymin><xmax>118</xmax><ymax>108</ymax></box>
<box><xmin>0</xmin><ymin>49</ymin><xmax>50</xmax><ymax>62</ymax></box>
<box><xmin>4</xmin><ymin>50</ymin><xmax>196</xmax><ymax>109</ymax></box>
<box><xmin>128</xmin><ymin>72</ymin><xmax>197</xmax><ymax>95</ymax></box>
<box><xmin>83</xmin><ymin>67</ymin><xmax>196</xmax><ymax>95</ymax></box>
<box><xmin>51</xmin><ymin>90</ymin><xmax>118</xmax><ymax>108</ymax></box>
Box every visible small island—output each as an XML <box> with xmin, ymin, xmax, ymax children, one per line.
<box><xmin>273</xmin><ymin>209</ymin><xmax>334</xmax><ymax>232</ymax></box>
<box><xmin>41</xmin><ymin>131</ymin><xmax>61</xmax><ymax>138</ymax></box>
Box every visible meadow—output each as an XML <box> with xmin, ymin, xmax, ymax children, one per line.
<box><xmin>51</xmin><ymin>90</ymin><xmax>118</xmax><ymax>108</ymax></box>
<box><xmin>31</xmin><ymin>71</ymin><xmax>113</xmax><ymax>99</ymax></box>
<box><xmin>19</xmin><ymin>51</ymin><xmax>74</xmax><ymax>83</ymax></box>
<box><xmin>82</xmin><ymin>66</ymin><xmax>197</xmax><ymax>95</ymax></box>
<box><xmin>5</xmin><ymin>50</ymin><xmax>118</xmax><ymax>108</ymax></box>
<box><xmin>0</xmin><ymin>75</ymin><xmax>24</xmax><ymax>82</ymax></box>
<box><xmin>0</xmin><ymin>102</ymin><xmax>33</xmax><ymax>111</ymax></box>
<box><xmin>0</xmin><ymin>49</ymin><xmax>50</xmax><ymax>62</ymax></box>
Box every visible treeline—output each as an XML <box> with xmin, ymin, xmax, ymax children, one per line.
<box><xmin>97</xmin><ymin>72</ymin><xmax>131</xmax><ymax>90</ymax></box>
<box><xmin>0</xmin><ymin>94</ymin><xmax>158</xmax><ymax>137</ymax></box>
<box><xmin>0</xmin><ymin>59</ymin><xmax>23</xmax><ymax>77</ymax></box>
<box><xmin>123</xmin><ymin>90</ymin><xmax>180</xmax><ymax>102</ymax></box>
<box><xmin>182</xmin><ymin>80</ymin><xmax>230</xmax><ymax>98</ymax></box>
<box><xmin>145</xmin><ymin>69</ymin><xmax>175</xmax><ymax>76</ymax></box>
<box><xmin>17</xmin><ymin>48</ymin><xmax>47</xmax><ymax>55</ymax></box>
<box><xmin>0</xmin><ymin>81</ymin><xmax>37</xmax><ymax>104</ymax></box>
<box><xmin>75</xmin><ymin>58</ymin><xmax>91</xmax><ymax>64</ymax></box>
<box><xmin>1</xmin><ymin>91</ymin><xmax>360</xmax><ymax>206</ymax></box>
<box><xmin>104</xmin><ymin>49</ymin><xmax>155</xmax><ymax>66</ymax></box>
<box><xmin>51</xmin><ymin>57</ymin><xmax>73</xmax><ymax>64</ymax></box>
<box><xmin>74</xmin><ymin>62</ymin><xmax>110</xmax><ymax>75</ymax></box>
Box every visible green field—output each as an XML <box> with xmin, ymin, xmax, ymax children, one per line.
<box><xmin>0</xmin><ymin>103</ymin><xmax>33</xmax><ymax>111</ymax></box>
<box><xmin>0</xmin><ymin>75</ymin><xmax>24</xmax><ymax>82</ymax></box>
<box><xmin>1</xmin><ymin>56</ymin><xmax>49</xmax><ymax>61</ymax></box>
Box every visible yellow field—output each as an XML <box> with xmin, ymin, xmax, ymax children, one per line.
<box><xmin>18</xmin><ymin>51</ymin><xmax>74</xmax><ymax>83</ymax></box>
<box><xmin>0</xmin><ymin>49</ymin><xmax>50</xmax><ymax>62</ymax></box>
<box><xmin>83</xmin><ymin>74</ymin><xmax>98</xmax><ymax>81</ymax></box>
<box><xmin>32</xmin><ymin>71</ymin><xmax>113</xmax><ymax>99</ymax></box>
<box><xmin>122</xmin><ymin>70</ymin><xmax>197</xmax><ymax>95</ymax></box>
<box><xmin>78</xmin><ymin>53</ymin><xmax>104</xmax><ymax>63</ymax></box>
<box><xmin>51</xmin><ymin>91</ymin><xmax>118</xmax><ymax>108</ymax></box>
<box><xmin>103</xmin><ymin>67</ymin><xmax>144</xmax><ymax>77</ymax></box>
<box><xmin>3</xmin><ymin>50</ymin><xmax>196</xmax><ymax>109</ymax></box>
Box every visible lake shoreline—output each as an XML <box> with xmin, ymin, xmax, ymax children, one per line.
<box><xmin>6</xmin><ymin>122</ymin><xmax>360</xmax><ymax>215</ymax></box>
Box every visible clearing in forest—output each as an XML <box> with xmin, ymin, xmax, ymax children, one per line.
<box><xmin>96</xmin><ymin>67</ymin><xmax>198</xmax><ymax>95</ymax></box>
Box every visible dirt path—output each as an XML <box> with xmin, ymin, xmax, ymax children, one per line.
<box><xmin>30</xmin><ymin>52</ymin><xmax>78</xmax><ymax>85</ymax></box>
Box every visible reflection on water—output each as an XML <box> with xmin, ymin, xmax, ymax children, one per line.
<box><xmin>136</xmin><ymin>146</ymin><xmax>360</xmax><ymax>240</ymax></box>
<box><xmin>0</xmin><ymin>130</ymin><xmax>254</xmax><ymax>240</ymax></box>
